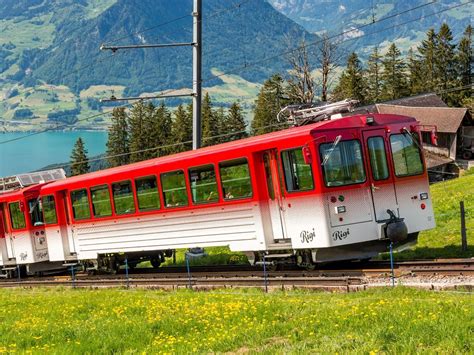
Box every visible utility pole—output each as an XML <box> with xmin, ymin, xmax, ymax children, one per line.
<box><xmin>100</xmin><ymin>0</ymin><xmax>203</xmax><ymax>150</ymax></box>
<box><xmin>193</xmin><ymin>0</ymin><xmax>202</xmax><ymax>150</ymax></box>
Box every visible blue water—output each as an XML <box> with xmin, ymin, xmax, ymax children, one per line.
<box><xmin>0</xmin><ymin>131</ymin><xmax>108</xmax><ymax>176</ymax></box>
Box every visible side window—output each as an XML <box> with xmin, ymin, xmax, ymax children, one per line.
<box><xmin>90</xmin><ymin>185</ymin><xmax>112</xmax><ymax>218</ymax></box>
<box><xmin>320</xmin><ymin>140</ymin><xmax>366</xmax><ymax>187</ymax></box>
<box><xmin>189</xmin><ymin>165</ymin><xmax>219</xmax><ymax>204</ymax></box>
<box><xmin>219</xmin><ymin>158</ymin><xmax>253</xmax><ymax>200</ymax></box>
<box><xmin>390</xmin><ymin>133</ymin><xmax>424</xmax><ymax>177</ymax></box>
<box><xmin>367</xmin><ymin>137</ymin><xmax>389</xmax><ymax>180</ymax></box>
<box><xmin>42</xmin><ymin>196</ymin><xmax>58</xmax><ymax>225</ymax></box>
<box><xmin>28</xmin><ymin>198</ymin><xmax>44</xmax><ymax>226</ymax></box>
<box><xmin>112</xmin><ymin>181</ymin><xmax>136</xmax><ymax>215</ymax></box>
<box><xmin>71</xmin><ymin>189</ymin><xmax>91</xmax><ymax>220</ymax></box>
<box><xmin>161</xmin><ymin>170</ymin><xmax>188</xmax><ymax>208</ymax></box>
<box><xmin>9</xmin><ymin>202</ymin><xmax>26</xmax><ymax>230</ymax></box>
<box><xmin>281</xmin><ymin>148</ymin><xmax>314</xmax><ymax>192</ymax></box>
<box><xmin>135</xmin><ymin>176</ymin><xmax>160</xmax><ymax>211</ymax></box>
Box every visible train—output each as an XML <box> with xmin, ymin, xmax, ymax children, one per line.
<box><xmin>0</xmin><ymin>107</ymin><xmax>436</xmax><ymax>275</ymax></box>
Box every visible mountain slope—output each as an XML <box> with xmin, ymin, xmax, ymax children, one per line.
<box><xmin>267</xmin><ymin>0</ymin><xmax>472</xmax><ymax>56</ymax></box>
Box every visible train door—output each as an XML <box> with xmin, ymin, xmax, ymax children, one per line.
<box><xmin>0</xmin><ymin>204</ymin><xmax>8</xmax><ymax>264</ymax></box>
<box><xmin>27</xmin><ymin>196</ymin><xmax>49</xmax><ymax>262</ymax></box>
<box><xmin>260</xmin><ymin>150</ymin><xmax>287</xmax><ymax>240</ymax></box>
<box><xmin>362</xmin><ymin>129</ymin><xmax>399</xmax><ymax>221</ymax></box>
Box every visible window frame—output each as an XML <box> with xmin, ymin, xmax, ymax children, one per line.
<box><xmin>28</xmin><ymin>198</ymin><xmax>44</xmax><ymax>227</ymax></box>
<box><xmin>160</xmin><ymin>170</ymin><xmax>190</xmax><ymax>209</ymax></box>
<box><xmin>319</xmin><ymin>139</ymin><xmax>367</xmax><ymax>188</ymax></box>
<box><xmin>280</xmin><ymin>147</ymin><xmax>315</xmax><ymax>194</ymax></box>
<box><xmin>70</xmin><ymin>188</ymin><xmax>92</xmax><ymax>221</ymax></box>
<box><xmin>90</xmin><ymin>184</ymin><xmax>113</xmax><ymax>218</ymax></box>
<box><xmin>218</xmin><ymin>157</ymin><xmax>254</xmax><ymax>201</ymax></box>
<box><xmin>134</xmin><ymin>175</ymin><xmax>162</xmax><ymax>212</ymax></box>
<box><xmin>111</xmin><ymin>180</ymin><xmax>137</xmax><ymax>216</ymax></box>
<box><xmin>8</xmin><ymin>201</ymin><xmax>26</xmax><ymax>230</ymax></box>
<box><xmin>366</xmin><ymin>136</ymin><xmax>390</xmax><ymax>182</ymax></box>
<box><xmin>188</xmin><ymin>164</ymin><xmax>220</xmax><ymax>205</ymax></box>
<box><xmin>389</xmin><ymin>133</ymin><xmax>425</xmax><ymax>178</ymax></box>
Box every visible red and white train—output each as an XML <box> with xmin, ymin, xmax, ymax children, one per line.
<box><xmin>0</xmin><ymin>111</ymin><xmax>435</xmax><ymax>274</ymax></box>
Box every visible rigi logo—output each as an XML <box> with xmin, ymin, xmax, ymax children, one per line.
<box><xmin>300</xmin><ymin>228</ymin><xmax>316</xmax><ymax>243</ymax></box>
<box><xmin>332</xmin><ymin>228</ymin><xmax>350</xmax><ymax>241</ymax></box>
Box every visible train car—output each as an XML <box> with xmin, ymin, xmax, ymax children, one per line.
<box><xmin>0</xmin><ymin>112</ymin><xmax>436</xmax><ymax>274</ymax></box>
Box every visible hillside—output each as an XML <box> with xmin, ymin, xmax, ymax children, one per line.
<box><xmin>0</xmin><ymin>0</ymin><xmax>315</xmax><ymax>130</ymax></box>
<box><xmin>268</xmin><ymin>0</ymin><xmax>472</xmax><ymax>57</ymax></box>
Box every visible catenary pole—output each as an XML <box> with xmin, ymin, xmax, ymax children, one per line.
<box><xmin>193</xmin><ymin>0</ymin><xmax>202</xmax><ymax>150</ymax></box>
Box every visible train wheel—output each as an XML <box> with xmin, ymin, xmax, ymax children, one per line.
<box><xmin>150</xmin><ymin>257</ymin><xmax>162</xmax><ymax>268</ymax></box>
<box><xmin>305</xmin><ymin>263</ymin><xmax>316</xmax><ymax>271</ymax></box>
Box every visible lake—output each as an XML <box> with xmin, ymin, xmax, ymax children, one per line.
<box><xmin>0</xmin><ymin>131</ymin><xmax>108</xmax><ymax>177</ymax></box>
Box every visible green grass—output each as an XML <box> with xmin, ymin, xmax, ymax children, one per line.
<box><xmin>0</xmin><ymin>287</ymin><xmax>471</xmax><ymax>353</ymax></box>
<box><xmin>388</xmin><ymin>168</ymin><xmax>474</xmax><ymax>260</ymax></box>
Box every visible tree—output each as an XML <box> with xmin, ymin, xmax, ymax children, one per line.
<box><xmin>331</xmin><ymin>52</ymin><xmax>366</xmax><ymax>103</ymax></box>
<box><xmin>381</xmin><ymin>43</ymin><xmax>408</xmax><ymax>100</ymax></box>
<box><xmin>286</xmin><ymin>39</ymin><xmax>315</xmax><ymax>104</ymax></box>
<box><xmin>215</xmin><ymin>106</ymin><xmax>227</xmax><ymax>144</ymax></box>
<box><xmin>366</xmin><ymin>46</ymin><xmax>383</xmax><ymax>103</ymax></box>
<box><xmin>70</xmin><ymin>137</ymin><xmax>90</xmax><ymax>176</ymax></box>
<box><xmin>456</xmin><ymin>25</ymin><xmax>472</xmax><ymax>101</ymax></box>
<box><xmin>317</xmin><ymin>34</ymin><xmax>340</xmax><ymax>102</ymax></box>
<box><xmin>435</xmin><ymin>23</ymin><xmax>456</xmax><ymax>98</ymax></box>
<box><xmin>407</xmin><ymin>48</ymin><xmax>424</xmax><ymax>96</ymax></box>
<box><xmin>106</xmin><ymin>107</ymin><xmax>129</xmax><ymax>168</ymax></box>
<box><xmin>142</xmin><ymin>102</ymin><xmax>157</xmax><ymax>160</ymax></box>
<box><xmin>128</xmin><ymin>101</ymin><xmax>148</xmax><ymax>163</ymax></box>
<box><xmin>223</xmin><ymin>102</ymin><xmax>248</xmax><ymax>142</ymax></box>
<box><xmin>251</xmin><ymin>74</ymin><xmax>288</xmax><ymax>136</ymax></box>
<box><xmin>171</xmin><ymin>104</ymin><xmax>192</xmax><ymax>153</ymax></box>
<box><xmin>418</xmin><ymin>28</ymin><xmax>438</xmax><ymax>91</ymax></box>
<box><xmin>201</xmin><ymin>93</ymin><xmax>219</xmax><ymax>147</ymax></box>
<box><xmin>153</xmin><ymin>102</ymin><xmax>173</xmax><ymax>157</ymax></box>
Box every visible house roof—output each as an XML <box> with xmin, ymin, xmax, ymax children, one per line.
<box><xmin>375</xmin><ymin>104</ymin><xmax>468</xmax><ymax>133</ymax></box>
<box><xmin>356</xmin><ymin>93</ymin><xmax>448</xmax><ymax>113</ymax></box>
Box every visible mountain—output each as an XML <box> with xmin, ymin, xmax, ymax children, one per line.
<box><xmin>0</xmin><ymin>0</ymin><xmax>316</xmax><ymax>131</ymax></box>
<box><xmin>267</xmin><ymin>0</ymin><xmax>472</xmax><ymax>56</ymax></box>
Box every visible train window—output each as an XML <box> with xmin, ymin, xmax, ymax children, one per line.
<box><xmin>390</xmin><ymin>133</ymin><xmax>424</xmax><ymax>177</ymax></box>
<box><xmin>135</xmin><ymin>176</ymin><xmax>161</xmax><ymax>211</ymax></box>
<box><xmin>189</xmin><ymin>165</ymin><xmax>219</xmax><ymax>204</ymax></box>
<box><xmin>161</xmin><ymin>170</ymin><xmax>189</xmax><ymax>208</ymax></box>
<box><xmin>281</xmin><ymin>149</ymin><xmax>314</xmax><ymax>192</ymax></box>
<box><xmin>42</xmin><ymin>196</ymin><xmax>58</xmax><ymax>225</ymax></box>
<box><xmin>320</xmin><ymin>140</ymin><xmax>366</xmax><ymax>187</ymax></box>
<box><xmin>219</xmin><ymin>158</ymin><xmax>253</xmax><ymax>200</ymax></box>
<box><xmin>9</xmin><ymin>202</ymin><xmax>26</xmax><ymax>230</ymax></box>
<box><xmin>112</xmin><ymin>181</ymin><xmax>136</xmax><ymax>215</ymax></box>
<box><xmin>28</xmin><ymin>198</ymin><xmax>44</xmax><ymax>226</ymax></box>
<box><xmin>91</xmin><ymin>185</ymin><xmax>113</xmax><ymax>218</ymax></box>
<box><xmin>71</xmin><ymin>189</ymin><xmax>91</xmax><ymax>220</ymax></box>
<box><xmin>367</xmin><ymin>137</ymin><xmax>389</xmax><ymax>180</ymax></box>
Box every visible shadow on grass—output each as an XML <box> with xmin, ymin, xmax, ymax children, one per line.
<box><xmin>379</xmin><ymin>244</ymin><xmax>474</xmax><ymax>261</ymax></box>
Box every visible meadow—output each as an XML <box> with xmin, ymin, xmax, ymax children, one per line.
<box><xmin>0</xmin><ymin>287</ymin><xmax>471</xmax><ymax>353</ymax></box>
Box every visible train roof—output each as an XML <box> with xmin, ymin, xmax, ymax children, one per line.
<box><xmin>40</xmin><ymin>113</ymin><xmax>416</xmax><ymax>193</ymax></box>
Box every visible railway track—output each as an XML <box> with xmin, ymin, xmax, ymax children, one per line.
<box><xmin>0</xmin><ymin>259</ymin><xmax>472</xmax><ymax>291</ymax></box>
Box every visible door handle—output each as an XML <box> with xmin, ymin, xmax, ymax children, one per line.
<box><xmin>371</xmin><ymin>183</ymin><xmax>380</xmax><ymax>192</ymax></box>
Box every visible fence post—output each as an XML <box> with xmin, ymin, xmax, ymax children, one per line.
<box><xmin>460</xmin><ymin>201</ymin><xmax>467</xmax><ymax>252</ymax></box>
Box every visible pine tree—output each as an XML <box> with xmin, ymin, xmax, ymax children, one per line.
<box><xmin>70</xmin><ymin>137</ymin><xmax>90</xmax><ymax>176</ymax></box>
<box><xmin>331</xmin><ymin>52</ymin><xmax>366</xmax><ymax>103</ymax></box>
<box><xmin>456</xmin><ymin>25</ymin><xmax>472</xmax><ymax>101</ymax></box>
<box><xmin>215</xmin><ymin>106</ymin><xmax>227</xmax><ymax>144</ymax></box>
<box><xmin>224</xmin><ymin>102</ymin><xmax>248</xmax><ymax>142</ymax></box>
<box><xmin>418</xmin><ymin>28</ymin><xmax>438</xmax><ymax>91</ymax></box>
<box><xmin>171</xmin><ymin>104</ymin><xmax>192</xmax><ymax>153</ymax></box>
<box><xmin>407</xmin><ymin>48</ymin><xmax>424</xmax><ymax>96</ymax></box>
<box><xmin>381</xmin><ymin>43</ymin><xmax>408</xmax><ymax>100</ymax></box>
<box><xmin>153</xmin><ymin>102</ymin><xmax>173</xmax><ymax>157</ymax></box>
<box><xmin>201</xmin><ymin>93</ymin><xmax>219</xmax><ymax>147</ymax></box>
<box><xmin>435</xmin><ymin>23</ymin><xmax>456</xmax><ymax>95</ymax></box>
<box><xmin>128</xmin><ymin>101</ymin><xmax>148</xmax><ymax>163</ymax></box>
<box><xmin>366</xmin><ymin>47</ymin><xmax>383</xmax><ymax>103</ymax></box>
<box><xmin>251</xmin><ymin>74</ymin><xmax>287</xmax><ymax>136</ymax></box>
<box><xmin>142</xmin><ymin>102</ymin><xmax>157</xmax><ymax>160</ymax></box>
<box><xmin>106</xmin><ymin>107</ymin><xmax>129</xmax><ymax>168</ymax></box>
